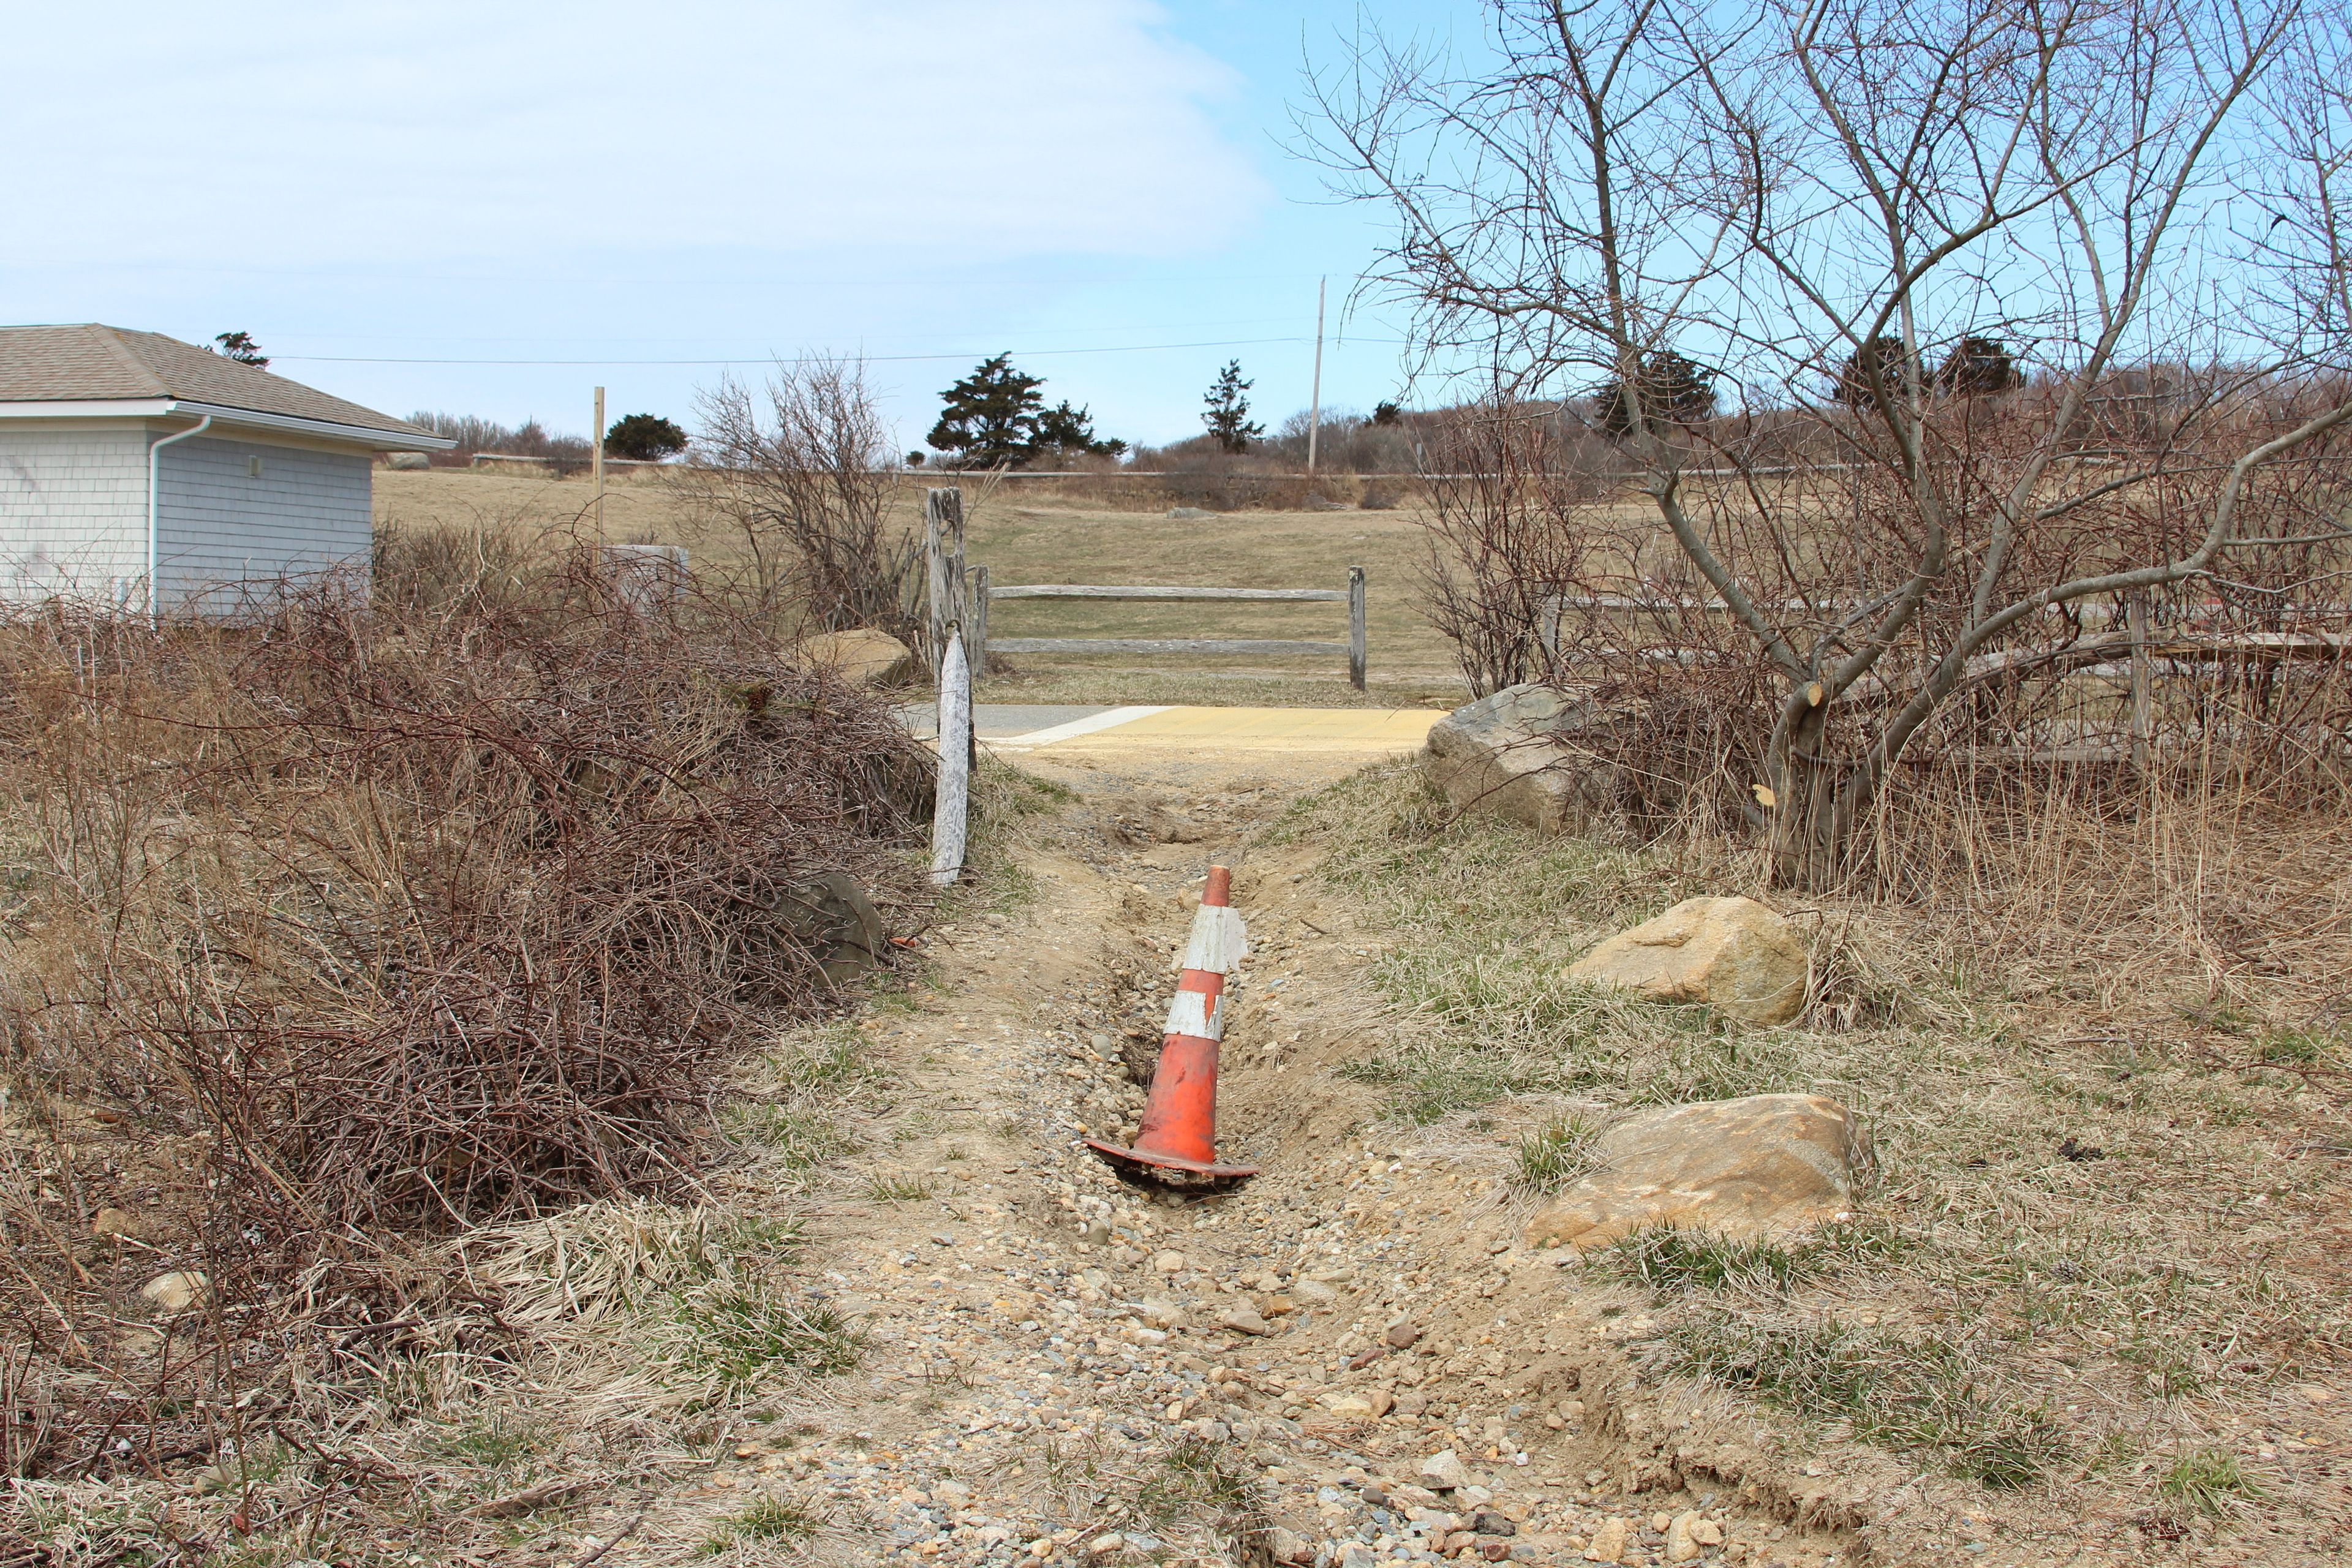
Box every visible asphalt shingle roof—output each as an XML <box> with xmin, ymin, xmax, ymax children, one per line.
<box><xmin>0</xmin><ymin>325</ymin><xmax>435</xmax><ymax>442</ymax></box>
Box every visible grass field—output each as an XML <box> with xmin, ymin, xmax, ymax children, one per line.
<box><xmin>372</xmin><ymin>467</ymin><xmax>1469</xmax><ymax>707</ymax></box>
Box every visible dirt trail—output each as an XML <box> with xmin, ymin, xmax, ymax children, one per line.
<box><xmin>623</xmin><ymin>748</ymin><xmax>1866</xmax><ymax>1568</ymax></box>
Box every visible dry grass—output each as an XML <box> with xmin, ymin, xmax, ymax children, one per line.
<box><xmin>374</xmin><ymin>466</ymin><xmax>1469</xmax><ymax>703</ymax></box>
<box><xmin>1273</xmin><ymin>762</ymin><xmax>2350</xmax><ymax>1550</ymax></box>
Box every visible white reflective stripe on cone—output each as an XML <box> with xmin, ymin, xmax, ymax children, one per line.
<box><xmin>1180</xmin><ymin>905</ymin><xmax>1249</xmax><ymax>975</ymax></box>
<box><xmin>1164</xmin><ymin>989</ymin><xmax>1222</xmax><ymax>1042</ymax></box>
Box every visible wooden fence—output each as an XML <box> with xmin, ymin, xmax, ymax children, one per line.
<box><xmin>979</xmin><ymin>573</ymin><xmax>1368</xmax><ymax>690</ymax></box>
<box><xmin>916</xmin><ymin>486</ymin><xmax>1370</xmax><ymax>689</ymax></box>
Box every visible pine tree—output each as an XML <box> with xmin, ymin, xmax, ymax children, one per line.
<box><xmin>1936</xmin><ymin>336</ymin><xmax>2023</xmax><ymax>397</ymax></box>
<box><xmin>213</xmin><ymin>331</ymin><xmax>268</xmax><ymax>368</ymax></box>
<box><xmin>1201</xmin><ymin>360</ymin><xmax>1265</xmax><ymax>453</ymax></box>
<box><xmin>1595</xmin><ymin>351</ymin><xmax>1716</xmax><ymax>436</ymax></box>
<box><xmin>1836</xmin><ymin>336</ymin><xmax>1913</xmax><ymax>409</ymax></box>
<box><xmin>1035</xmin><ymin>400</ymin><xmax>1127</xmax><ymax>459</ymax></box>
<box><xmin>602</xmin><ymin>413</ymin><xmax>688</xmax><ymax>460</ymax></box>
<box><xmin>927</xmin><ymin>355</ymin><xmax>1047</xmax><ymax>468</ymax></box>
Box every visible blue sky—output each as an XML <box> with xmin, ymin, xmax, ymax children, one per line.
<box><xmin>3</xmin><ymin>1</ymin><xmax>1469</xmax><ymax>451</ymax></box>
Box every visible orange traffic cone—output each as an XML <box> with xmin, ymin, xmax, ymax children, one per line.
<box><xmin>1085</xmin><ymin>864</ymin><xmax>1259</xmax><ymax>1185</ymax></box>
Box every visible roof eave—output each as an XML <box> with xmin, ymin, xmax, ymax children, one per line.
<box><xmin>0</xmin><ymin>398</ymin><xmax>457</xmax><ymax>451</ymax></box>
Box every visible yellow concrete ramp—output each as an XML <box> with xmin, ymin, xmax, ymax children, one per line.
<box><xmin>992</xmin><ymin>705</ymin><xmax>1442</xmax><ymax>755</ymax></box>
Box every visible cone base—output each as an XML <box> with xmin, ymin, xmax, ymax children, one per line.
<box><xmin>1083</xmin><ymin>1136</ymin><xmax>1259</xmax><ymax>1187</ymax></box>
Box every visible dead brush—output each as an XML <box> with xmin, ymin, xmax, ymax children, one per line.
<box><xmin>0</xmin><ymin>551</ymin><xmax>933</xmax><ymax>1484</ymax></box>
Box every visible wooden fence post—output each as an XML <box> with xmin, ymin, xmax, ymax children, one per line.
<box><xmin>924</xmin><ymin>487</ymin><xmax>966</xmax><ymax>677</ymax></box>
<box><xmin>1348</xmin><ymin>565</ymin><xmax>1367</xmax><ymax>690</ymax></box>
<box><xmin>2127</xmin><ymin>591</ymin><xmax>2152</xmax><ymax>774</ymax></box>
<box><xmin>929</xmin><ymin>629</ymin><xmax>971</xmax><ymax>886</ymax></box>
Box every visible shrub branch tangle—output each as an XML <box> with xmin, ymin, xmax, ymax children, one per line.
<box><xmin>0</xmin><ymin>559</ymin><xmax>932</xmax><ymax>1479</ymax></box>
<box><xmin>682</xmin><ymin>357</ymin><xmax>922</xmax><ymax>638</ymax></box>
<box><xmin>1309</xmin><ymin>0</ymin><xmax>2352</xmax><ymax>882</ymax></box>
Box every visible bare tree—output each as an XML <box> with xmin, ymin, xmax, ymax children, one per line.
<box><xmin>1308</xmin><ymin>0</ymin><xmax>2352</xmax><ymax>883</ymax></box>
<box><xmin>680</xmin><ymin>359</ymin><xmax>921</xmax><ymax>639</ymax></box>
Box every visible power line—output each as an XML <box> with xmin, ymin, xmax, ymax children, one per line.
<box><xmin>273</xmin><ymin>333</ymin><xmax>1402</xmax><ymax>369</ymax></box>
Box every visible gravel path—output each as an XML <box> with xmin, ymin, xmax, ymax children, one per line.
<box><xmin>636</xmin><ymin>756</ymin><xmax>1860</xmax><ymax>1568</ymax></box>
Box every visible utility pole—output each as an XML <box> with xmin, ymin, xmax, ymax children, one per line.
<box><xmin>591</xmin><ymin>385</ymin><xmax>606</xmax><ymax>538</ymax></box>
<box><xmin>1306</xmin><ymin>276</ymin><xmax>1326</xmax><ymax>477</ymax></box>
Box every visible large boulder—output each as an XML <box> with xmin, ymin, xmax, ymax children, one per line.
<box><xmin>1423</xmin><ymin>683</ymin><xmax>1611</xmax><ymax>833</ymax></box>
<box><xmin>800</xmin><ymin>628</ymin><xmax>915</xmax><ymax>687</ymax></box>
<box><xmin>1523</xmin><ymin>1094</ymin><xmax>1868</xmax><ymax>1251</ymax></box>
<box><xmin>1567</xmin><ymin>895</ymin><xmax>1807</xmax><ymax>1025</ymax></box>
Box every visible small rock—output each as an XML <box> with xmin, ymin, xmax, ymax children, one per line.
<box><xmin>1219</xmin><ymin>1304</ymin><xmax>1273</xmax><ymax>1336</ymax></box>
<box><xmin>1153</xmin><ymin>1250</ymin><xmax>1189</xmax><ymax>1273</ymax></box>
<box><xmin>1691</xmin><ymin>1519</ymin><xmax>1725</xmax><ymax>1548</ymax></box>
<box><xmin>1267</xmin><ymin>1525</ymin><xmax>1312</xmax><ymax>1564</ymax></box>
<box><xmin>1292</xmin><ymin>1278</ymin><xmax>1339</xmax><ymax>1306</ymax></box>
<box><xmin>91</xmin><ymin>1207</ymin><xmax>137</xmax><ymax>1238</ymax></box>
<box><xmin>1665</xmin><ymin>1511</ymin><xmax>1703</xmax><ymax>1562</ymax></box>
<box><xmin>1087</xmin><ymin>1533</ymin><xmax>1125</xmax><ymax>1559</ymax></box>
<box><xmin>1420</xmin><ymin>1449</ymin><xmax>1472</xmax><ymax>1491</ymax></box>
<box><xmin>1393</xmin><ymin>1389</ymin><xmax>1428</xmax><ymax>1415</ymax></box>
<box><xmin>1028</xmin><ymin>1538</ymin><xmax>1054</xmax><ymax>1559</ymax></box>
<box><xmin>1082</xmin><ymin>1219</ymin><xmax>1112</xmax><ymax>1245</ymax></box>
<box><xmin>1479</xmin><ymin>1543</ymin><xmax>1512</xmax><ymax>1563</ymax></box>
<box><xmin>1584</xmin><ymin>1518</ymin><xmax>1629</xmax><ymax>1563</ymax></box>
<box><xmin>1474</xmin><ymin>1511</ymin><xmax>1517</xmax><ymax>1537</ymax></box>
<box><xmin>1384</xmin><ymin>1321</ymin><xmax>1422</xmax><ymax>1349</ymax></box>
<box><xmin>140</xmin><ymin>1271</ymin><xmax>209</xmax><ymax>1313</ymax></box>
<box><xmin>1327</xmin><ymin>1393</ymin><xmax>1376</xmax><ymax>1417</ymax></box>
<box><xmin>930</xmin><ymin>1232</ymin><xmax>957</xmax><ymax>1246</ymax></box>
<box><xmin>1365</xmin><ymin>1389</ymin><xmax>1395</xmax><ymax>1418</ymax></box>
<box><xmin>1652</xmin><ymin>1512</ymin><xmax>1674</xmax><ymax>1533</ymax></box>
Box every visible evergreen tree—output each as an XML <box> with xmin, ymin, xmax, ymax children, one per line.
<box><xmin>1935</xmin><ymin>336</ymin><xmax>2024</xmax><ymax>396</ymax></box>
<box><xmin>1371</xmin><ymin>400</ymin><xmax>1404</xmax><ymax>426</ymax></box>
<box><xmin>1035</xmin><ymin>400</ymin><xmax>1127</xmax><ymax>459</ymax></box>
<box><xmin>602</xmin><ymin>412</ymin><xmax>688</xmax><ymax>460</ymax></box>
<box><xmin>213</xmin><ymin>331</ymin><xmax>268</xmax><ymax>368</ymax></box>
<box><xmin>1835</xmin><ymin>335</ymin><xmax>1913</xmax><ymax>409</ymax></box>
<box><xmin>1595</xmin><ymin>350</ymin><xmax>1717</xmax><ymax>436</ymax></box>
<box><xmin>927</xmin><ymin>354</ymin><xmax>1047</xmax><ymax>468</ymax></box>
<box><xmin>1201</xmin><ymin>360</ymin><xmax>1265</xmax><ymax>453</ymax></box>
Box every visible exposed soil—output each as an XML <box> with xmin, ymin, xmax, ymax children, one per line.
<box><xmin>584</xmin><ymin>747</ymin><xmax>1890</xmax><ymax>1568</ymax></box>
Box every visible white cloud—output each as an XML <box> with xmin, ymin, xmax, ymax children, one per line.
<box><xmin>7</xmin><ymin>0</ymin><xmax>1264</xmax><ymax>267</ymax></box>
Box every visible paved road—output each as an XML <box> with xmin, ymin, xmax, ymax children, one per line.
<box><xmin>900</xmin><ymin>702</ymin><xmax>1443</xmax><ymax>755</ymax></box>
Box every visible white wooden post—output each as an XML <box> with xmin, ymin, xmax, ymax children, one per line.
<box><xmin>1348</xmin><ymin>564</ymin><xmax>1366</xmax><ymax>690</ymax></box>
<box><xmin>930</xmin><ymin>629</ymin><xmax>972</xmax><ymax>886</ymax></box>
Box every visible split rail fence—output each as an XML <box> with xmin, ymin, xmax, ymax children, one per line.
<box><xmin>920</xmin><ymin>487</ymin><xmax>1369</xmax><ymax>690</ymax></box>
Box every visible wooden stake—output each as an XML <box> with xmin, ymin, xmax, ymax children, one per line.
<box><xmin>1307</xmin><ymin>277</ymin><xmax>1326</xmax><ymax>477</ymax></box>
<box><xmin>2128</xmin><ymin>592</ymin><xmax>2152</xmax><ymax>773</ymax></box>
<box><xmin>924</xmin><ymin>488</ymin><xmax>966</xmax><ymax>677</ymax></box>
<box><xmin>1348</xmin><ymin>564</ymin><xmax>1366</xmax><ymax>690</ymax></box>
<box><xmin>591</xmin><ymin>385</ymin><xmax>606</xmax><ymax>539</ymax></box>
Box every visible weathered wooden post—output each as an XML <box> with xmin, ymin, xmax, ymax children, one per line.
<box><xmin>924</xmin><ymin>487</ymin><xmax>966</xmax><ymax>678</ymax></box>
<box><xmin>929</xmin><ymin>629</ymin><xmax>971</xmax><ymax>886</ymax></box>
<box><xmin>1348</xmin><ymin>565</ymin><xmax>1367</xmax><ymax>690</ymax></box>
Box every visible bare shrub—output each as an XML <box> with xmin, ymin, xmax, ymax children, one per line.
<box><xmin>0</xmin><ymin>562</ymin><xmax>933</xmax><ymax>1480</ymax></box>
<box><xmin>679</xmin><ymin>358</ymin><xmax>922</xmax><ymax>639</ymax></box>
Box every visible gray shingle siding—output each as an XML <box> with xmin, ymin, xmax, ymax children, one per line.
<box><xmin>155</xmin><ymin>435</ymin><xmax>371</xmax><ymax>606</ymax></box>
<box><xmin>0</xmin><ymin>426</ymin><xmax>150</xmax><ymax>602</ymax></box>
